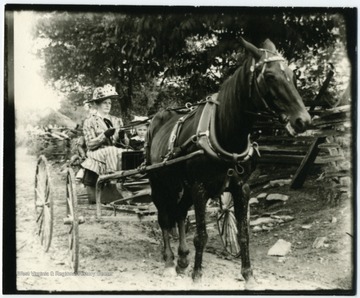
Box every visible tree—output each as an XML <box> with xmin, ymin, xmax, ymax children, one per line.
<box><xmin>33</xmin><ymin>8</ymin><xmax>351</xmax><ymax>117</ymax></box>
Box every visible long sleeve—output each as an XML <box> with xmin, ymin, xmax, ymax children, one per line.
<box><xmin>110</xmin><ymin>116</ymin><xmax>121</xmax><ymax>143</ymax></box>
<box><xmin>109</xmin><ymin>116</ymin><xmax>129</xmax><ymax>145</ymax></box>
<box><xmin>83</xmin><ymin>117</ymin><xmax>106</xmax><ymax>151</ymax></box>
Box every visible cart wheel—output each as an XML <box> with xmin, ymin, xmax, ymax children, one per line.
<box><xmin>34</xmin><ymin>155</ymin><xmax>53</xmax><ymax>252</ymax></box>
<box><xmin>216</xmin><ymin>192</ymin><xmax>240</xmax><ymax>257</ymax></box>
<box><xmin>65</xmin><ymin>168</ymin><xmax>79</xmax><ymax>273</ymax></box>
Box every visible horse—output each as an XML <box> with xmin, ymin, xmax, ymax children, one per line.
<box><xmin>145</xmin><ymin>37</ymin><xmax>311</xmax><ymax>287</ymax></box>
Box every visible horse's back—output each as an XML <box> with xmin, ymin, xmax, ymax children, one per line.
<box><xmin>147</xmin><ymin>110</ymin><xmax>183</xmax><ymax>164</ymax></box>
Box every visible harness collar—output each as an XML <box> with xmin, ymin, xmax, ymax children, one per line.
<box><xmin>196</xmin><ymin>94</ymin><xmax>259</xmax><ymax>164</ymax></box>
<box><xmin>164</xmin><ymin>95</ymin><xmax>259</xmax><ymax>165</ymax></box>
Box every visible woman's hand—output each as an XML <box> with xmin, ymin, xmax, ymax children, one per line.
<box><xmin>104</xmin><ymin>128</ymin><xmax>116</xmax><ymax>138</ymax></box>
<box><xmin>118</xmin><ymin>129</ymin><xmax>125</xmax><ymax>140</ymax></box>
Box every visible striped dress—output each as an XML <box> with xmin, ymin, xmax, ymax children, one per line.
<box><xmin>81</xmin><ymin>112</ymin><xmax>127</xmax><ymax>175</ymax></box>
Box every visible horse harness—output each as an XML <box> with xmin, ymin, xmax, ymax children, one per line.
<box><xmin>163</xmin><ymin>94</ymin><xmax>260</xmax><ymax>177</ymax></box>
<box><xmin>159</xmin><ymin>50</ymin><xmax>289</xmax><ymax>178</ymax></box>
<box><xmin>247</xmin><ymin>49</ymin><xmax>291</xmax><ymax>123</ymax></box>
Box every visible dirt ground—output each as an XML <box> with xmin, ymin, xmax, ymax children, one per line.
<box><xmin>15</xmin><ymin>147</ymin><xmax>354</xmax><ymax>293</ymax></box>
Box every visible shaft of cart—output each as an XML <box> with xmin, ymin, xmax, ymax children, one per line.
<box><xmin>95</xmin><ymin>149</ymin><xmax>205</xmax><ymax>218</ymax></box>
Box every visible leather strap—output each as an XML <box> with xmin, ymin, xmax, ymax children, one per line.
<box><xmin>196</xmin><ymin>94</ymin><xmax>258</xmax><ymax>164</ymax></box>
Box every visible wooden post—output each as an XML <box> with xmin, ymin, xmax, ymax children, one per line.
<box><xmin>291</xmin><ymin>137</ymin><xmax>326</xmax><ymax>189</ymax></box>
<box><xmin>309</xmin><ymin>69</ymin><xmax>335</xmax><ymax>111</ymax></box>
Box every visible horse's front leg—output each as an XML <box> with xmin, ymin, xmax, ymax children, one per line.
<box><xmin>191</xmin><ymin>182</ymin><xmax>209</xmax><ymax>282</ymax></box>
<box><xmin>231</xmin><ymin>181</ymin><xmax>257</xmax><ymax>288</ymax></box>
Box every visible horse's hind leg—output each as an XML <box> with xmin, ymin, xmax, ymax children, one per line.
<box><xmin>176</xmin><ymin>188</ymin><xmax>192</xmax><ymax>273</ymax></box>
<box><xmin>161</xmin><ymin>226</ymin><xmax>177</xmax><ymax>276</ymax></box>
<box><xmin>157</xmin><ymin>210</ymin><xmax>177</xmax><ymax>276</ymax></box>
<box><xmin>151</xmin><ymin>186</ymin><xmax>177</xmax><ymax>276</ymax></box>
<box><xmin>191</xmin><ymin>182</ymin><xmax>209</xmax><ymax>282</ymax></box>
<box><xmin>231</xmin><ymin>181</ymin><xmax>257</xmax><ymax>288</ymax></box>
<box><xmin>176</xmin><ymin>218</ymin><xmax>190</xmax><ymax>274</ymax></box>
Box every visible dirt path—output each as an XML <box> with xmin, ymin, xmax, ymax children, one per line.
<box><xmin>16</xmin><ymin>147</ymin><xmax>353</xmax><ymax>292</ymax></box>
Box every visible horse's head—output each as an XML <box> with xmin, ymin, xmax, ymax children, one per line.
<box><xmin>240</xmin><ymin>37</ymin><xmax>311</xmax><ymax>135</ymax></box>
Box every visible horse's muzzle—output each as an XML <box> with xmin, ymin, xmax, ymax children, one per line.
<box><xmin>294</xmin><ymin>117</ymin><xmax>310</xmax><ymax>133</ymax></box>
<box><xmin>289</xmin><ymin>113</ymin><xmax>312</xmax><ymax>135</ymax></box>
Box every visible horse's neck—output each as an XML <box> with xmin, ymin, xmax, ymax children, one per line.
<box><xmin>215</xmin><ymin>59</ymin><xmax>255</xmax><ymax>153</ymax></box>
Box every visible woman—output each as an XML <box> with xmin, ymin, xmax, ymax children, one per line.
<box><xmin>81</xmin><ymin>84</ymin><xmax>129</xmax><ymax>203</ymax></box>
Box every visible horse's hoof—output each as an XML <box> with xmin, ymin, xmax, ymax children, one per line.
<box><xmin>176</xmin><ymin>259</ymin><xmax>189</xmax><ymax>273</ymax></box>
<box><xmin>163</xmin><ymin>266</ymin><xmax>177</xmax><ymax>277</ymax></box>
<box><xmin>244</xmin><ymin>276</ymin><xmax>258</xmax><ymax>290</ymax></box>
<box><xmin>192</xmin><ymin>271</ymin><xmax>202</xmax><ymax>283</ymax></box>
<box><xmin>176</xmin><ymin>265</ymin><xmax>188</xmax><ymax>275</ymax></box>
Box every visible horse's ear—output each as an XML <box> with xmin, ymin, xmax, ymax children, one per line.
<box><xmin>262</xmin><ymin>39</ymin><xmax>277</xmax><ymax>52</ymax></box>
<box><xmin>239</xmin><ymin>37</ymin><xmax>262</xmax><ymax>59</ymax></box>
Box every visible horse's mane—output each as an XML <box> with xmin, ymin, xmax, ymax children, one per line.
<box><xmin>215</xmin><ymin>56</ymin><xmax>253</xmax><ymax>151</ymax></box>
<box><xmin>215</xmin><ymin>39</ymin><xmax>285</xmax><ymax>152</ymax></box>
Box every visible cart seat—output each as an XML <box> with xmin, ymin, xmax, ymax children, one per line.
<box><xmin>121</xmin><ymin>150</ymin><xmax>145</xmax><ymax>170</ymax></box>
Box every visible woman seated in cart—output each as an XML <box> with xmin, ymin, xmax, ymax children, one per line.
<box><xmin>81</xmin><ymin>84</ymin><xmax>130</xmax><ymax>203</ymax></box>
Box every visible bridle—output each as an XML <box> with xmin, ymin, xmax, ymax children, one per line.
<box><xmin>247</xmin><ymin>49</ymin><xmax>291</xmax><ymax>123</ymax></box>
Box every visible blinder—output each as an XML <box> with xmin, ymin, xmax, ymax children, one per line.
<box><xmin>249</xmin><ymin>49</ymin><xmax>290</xmax><ymax>119</ymax></box>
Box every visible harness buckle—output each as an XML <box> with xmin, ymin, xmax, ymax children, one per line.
<box><xmin>185</xmin><ymin>102</ymin><xmax>194</xmax><ymax>111</ymax></box>
<box><xmin>198</xmin><ymin>130</ymin><xmax>209</xmax><ymax>138</ymax></box>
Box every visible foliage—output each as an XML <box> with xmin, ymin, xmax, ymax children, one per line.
<box><xmin>58</xmin><ymin>92</ymin><xmax>88</xmax><ymax>125</ymax></box>
<box><xmin>293</xmin><ymin>41</ymin><xmax>350</xmax><ymax>107</ymax></box>
<box><xmin>33</xmin><ymin>8</ymin><xmax>351</xmax><ymax>118</ymax></box>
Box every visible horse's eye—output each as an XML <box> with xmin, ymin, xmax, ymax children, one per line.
<box><xmin>264</xmin><ymin>73</ymin><xmax>277</xmax><ymax>83</ymax></box>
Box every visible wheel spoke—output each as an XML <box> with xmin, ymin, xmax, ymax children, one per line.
<box><xmin>217</xmin><ymin>210</ymin><xmax>225</xmax><ymax>222</ymax></box>
<box><xmin>228</xmin><ymin>212</ymin><xmax>240</xmax><ymax>255</ymax></box>
<box><xmin>36</xmin><ymin>208</ymin><xmax>44</xmax><ymax>223</ymax></box>
<box><xmin>228</xmin><ymin>216</ymin><xmax>237</xmax><ymax>254</ymax></box>
<box><xmin>217</xmin><ymin>192</ymin><xmax>241</xmax><ymax>257</ymax></box>
<box><xmin>38</xmin><ymin>214</ymin><xmax>44</xmax><ymax>235</ymax></box>
<box><xmin>35</xmin><ymin>188</ymin><xmax>44</xmax><ymax>204</ymax></box>
<box><xmin>223</xmin><ymin>213</ymin><xmax>229</xmax><ymax>247</ymax></box>
<box><xmin>220</xmin><ymin>212</ymin><xmax>228</xmax><ymax>236</ymax></box>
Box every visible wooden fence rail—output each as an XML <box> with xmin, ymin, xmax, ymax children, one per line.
<box><xmin>252</xmin><ymin>105</ymin><xmax>351</xmax><ymax>190</ymax></box>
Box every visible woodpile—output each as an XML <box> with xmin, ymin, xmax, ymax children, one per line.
<box><xmin>252</xmin><ymin>104</ymin><xmax>352</xmax><ymax>200</ymax></box>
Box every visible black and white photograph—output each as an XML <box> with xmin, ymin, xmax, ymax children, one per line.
<box><xmin>3</xmin><ymin>3</ymin><xmax>357</xmax><ymax>294</ymax></box>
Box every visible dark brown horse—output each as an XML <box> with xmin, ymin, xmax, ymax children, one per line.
<box><xmin>146</xmin><ymin>38</ymin><xmax>311</xmax><ymax>287</ymax></box>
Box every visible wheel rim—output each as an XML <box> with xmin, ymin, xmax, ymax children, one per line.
<box><xmin>66</xmin><ymin>168</ymin><xmax>79</xmax><ymax>273</ymax></box>
<box><xmin>216</xmin><ymin>192</ymin><xmax>240</xmax><ymax>257</ymax></box>
<box><xmin>34</xmin><ymin>155</ymin><xmax>53</xmax><ymax>252</ymax></box>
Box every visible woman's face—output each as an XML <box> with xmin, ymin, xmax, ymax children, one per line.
<box><xmin>96</xmin><ymin>98</ymin><xmax>112</xmax><ymax>115</ymax></box>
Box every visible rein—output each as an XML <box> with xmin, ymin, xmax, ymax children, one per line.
<box><xmin>121</xmin><ymin>100</ymin><xmax>210</xmax><ymax>131</ymax></box>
